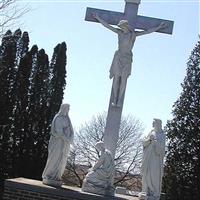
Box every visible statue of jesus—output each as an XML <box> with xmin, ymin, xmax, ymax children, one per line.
<box><xmin>93</xmin><ymin>14</ymin><xmax>167</xmax><ymax>106</ymax></box>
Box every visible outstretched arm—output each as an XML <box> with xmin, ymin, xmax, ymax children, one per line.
<box><xmin>92</xmin><ymin>13</ymin><xmax>120</xmax><ymax>34</ymax></box>
<box><xmin>136</xmin><ymin>22</ymin><xmax>167</xmax><ymax>36</ymax></box>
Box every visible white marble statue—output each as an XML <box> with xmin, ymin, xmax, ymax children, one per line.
<box><xmin>139</xmin><ymin>119</ymin><xmax>166</xmax><ymax>200</ymax></box>
<box><xmin>82</xmin><ymin>141</ymin><xmax>115</xmax><ymax>196</ymax></box>
<box><xmin>42</xmin><ymin>103</ymin><xmax>74</xmax><ymax>187</ymax></box>
<box><xmin>93</xmin><ymin>14</ymin><xmax>167</xmax><ymax>107</ymax></box>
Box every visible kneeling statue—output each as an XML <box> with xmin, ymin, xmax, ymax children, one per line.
<box><xmin>82</xmin><ymin>141</ymin><xmax>115</xmax><ymax>196</ymax></box>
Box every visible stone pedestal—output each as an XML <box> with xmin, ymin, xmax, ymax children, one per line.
<box><xmin>82</xmin><ymin>179</ymin><xmax>115</xmax><ymax>196</ymax></box>
<box><xmin>3</xmin><ymin>178</ymin><xmax>139</xmax><ymax>200</ymax></box>
<box><xmin>138</xmin><ymin>192</ymin><xmax>166</xmax><ymax>200</ymax></box>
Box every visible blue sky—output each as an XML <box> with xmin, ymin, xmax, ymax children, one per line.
<box><xmin>18</xmin><ymin>0</ymin><xmax>199</xmax><ymax>132</ymax></box>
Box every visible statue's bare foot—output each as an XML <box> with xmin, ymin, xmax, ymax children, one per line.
<box><xmin>111</xmin><ymin>102</ymin><xmax>117</xmax><ymax>107</ymax></box>
<box><xmin>116</xmin><ymin>103</ymin><xmax>121</xmax><ymax>108</ymax></box>
<box><xmin>111</xmin><ymin>102</ymin><xmax>121</xmax><ymax>107</ymax></box>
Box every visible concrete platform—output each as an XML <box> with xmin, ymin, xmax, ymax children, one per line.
<box><xmin>3</xmin><ymin>178</ymin><xmax>139</xmax><ymax>200</ymax></box>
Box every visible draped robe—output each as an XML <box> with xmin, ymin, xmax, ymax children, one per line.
<box><xmin>141</xmin><ymin>130</ymin><xmax>165</xmax><ymax>200</ymax></box>
<box><xmin>42</xmin><ymin>113</ymin><xmax>74</xmax><ymax>186</ymax></box>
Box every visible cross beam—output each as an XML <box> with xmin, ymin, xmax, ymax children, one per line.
<box><xmin>85</xmin><ymin>2</ymin><xmax>174</xmax><ymax>34</ymax></box>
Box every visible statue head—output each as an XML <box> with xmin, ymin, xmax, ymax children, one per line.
<box><xmin>152</xmin><ymin>118</ymin><xmax>162</xmax><ymax>132</ymax></box>
<box><xmin>117</xmin><ymin>20</ymin><xmax>132</xmax><ymax>32</ymax></box>
<box><xmin>58</xmin><ymin>103</ymin><xmax>70</xmax><ymax>116</ymax></box>
<box><xmin>95</xmin><ymin>141</ymin><xmax>105</xmax><ymax>152</ymax></box>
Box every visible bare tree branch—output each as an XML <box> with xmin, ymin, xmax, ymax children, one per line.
<box><xmin>0</xmin><ymin>0</ymin><xmax>30</xmax><ymax>37</ymax></box>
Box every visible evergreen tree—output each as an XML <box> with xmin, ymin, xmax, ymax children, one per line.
<box><xmin>0</xmin><ymin>29</ymin><xmax>67</xmax><ymax>195</ymax></box>
<box><xmin>34</xmin><ymin>49</ymin><xmax>50</xmax><ymax>178</ymax></box>
<box><xmin>164</xmin><ymin>40</ymin><xmax>200</xmax><ymax>200</ymax></box>
<box><xmin>11</xmin><ymin>45</ymin><xmax>38</xmax><ymax>177</ymax></box>
<box><xmin>0</xmin><ymin>30</ymin><xmax>17</xmax><ymax>187</ymax></box>
<box><xmin>48</xmin><ymin>42</ymin><xmax>67</xmax><ymax>121</ymax></box>
<box><xmin>25</xmin><ymin>48</ymin><xmax>49</xmax><ymax>179</ymax></box>
<box><xmin>0</xmin><ymin>30</ymin><xmax>17</xmax><ymax>126</ymax></box>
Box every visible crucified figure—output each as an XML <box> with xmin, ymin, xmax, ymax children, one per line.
<box><xmin>93</xmin><ymin>14</ymin><xmax>167</xmax><ymax>107</ymax></box>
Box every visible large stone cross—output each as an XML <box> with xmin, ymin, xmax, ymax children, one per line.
<box><xmin>85</xmin><ymin>0</ymin><xmax>173</xmax><ymax>157</ymax></box>
<box><xmin>85</xmin><ymin>0</ymin><xmax>173</xmax><ymax>34</ymax></box>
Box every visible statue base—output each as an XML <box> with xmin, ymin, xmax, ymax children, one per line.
<box><xmin>42</xmin><ymin>178</ymin><xmax>62</xmax><ymax>187</ymax></box>
<box><xmin>82</xmin><ymin>179</ymin><xmax>115</xmax><ymax>196</ymax></box>
<box><xmin>138</xmin><ymin>192</ymin><xmax>166</xmax><ymax>200</ymax></box>
<box><xmin>3</xmin><ymin>177</ymin><xmax>139</xmax><ymax>200</ymax></box>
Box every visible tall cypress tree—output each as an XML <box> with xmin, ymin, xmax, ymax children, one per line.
<box><xmin>13</xmin><ymin>42</ymin><xmax>67</xmax><ymax>179</ymax></box>
<box><xmin>25</xmin><ymin>48</ymin><xmax>49</xmax><ymax>179</ymax></box>
<box><xmin>0</xmin><ymin>30</ymin><xmax>17</xmax><ymax>126</ymax></box>
<box><xmin>164</xmin><ymin>40</ymin><xmax>200</xmax><ymax>200</ymax></box>
<box><xmin>49</xmin><ymin>42</ymin><xmax>67</xmax><ymax>105</ymax></box>
<box><xmin>0</xmin><ymin>30</ymin><xmax>17</xmax><ymax>187</ymax></box>
<box><xmin>48</xmin><ymin>42</ymin><xmax>67</xmax><ymax>124</ymax></box>
<box><xmin>34</xmin><ymin>49</ymin><xmax>50</xmax><ymax>177</ymax></box>
<box><xmin>0</xmin><ymin>29</ymin><xmax>67</xmax><ymax>194</ymax></box>
<box><xmin>11</xmin><ymin>45</ymin><xmax>38</xmax><ymax>177</ymax></box>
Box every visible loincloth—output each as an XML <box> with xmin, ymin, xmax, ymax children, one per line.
<box><xmin>110</xmin><ymin>50</ymin><xmax>133</xmax><ymax>78</ymax></box>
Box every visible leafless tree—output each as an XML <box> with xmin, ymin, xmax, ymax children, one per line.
<box><xmin>0</xmin><ymin>0</ymin><xmax>29</xmax><ymax>37</ymax></box>
<box><xmin>63</xmin><ymin>113</ymin><xmax>144</xmax><ymax>190</ymax></box>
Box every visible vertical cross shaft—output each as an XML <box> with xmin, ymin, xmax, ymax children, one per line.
<box><xmin>104</xmin><ymin>0</ymin><xmax>140</xmax><ymax>157</ymax></box>
<box><xmin>124</xmin><ymin>1</ymin><xmax>139</xmax><ymax>28</ymax></box>
<box><xmin>103</xmin><ymin>82</ymin><xmax>127</xmax><ymax>157</ymax></box>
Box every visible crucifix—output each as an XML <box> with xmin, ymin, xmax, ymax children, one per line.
<box><xmin>85</xmin><ymin>0</ymin><xmax>173</xmax><ymax>157</ymax></box>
